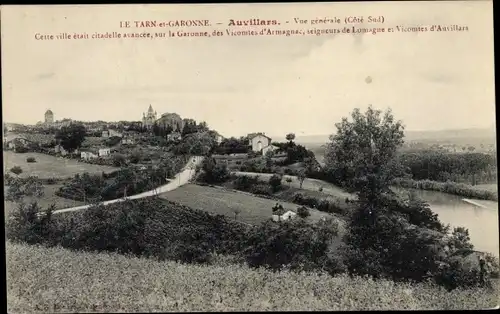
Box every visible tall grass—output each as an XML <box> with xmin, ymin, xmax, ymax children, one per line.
<box><xmin>7</xmin><ymin>241</ymin><xmax>498</xmax><ymax>312</ymax></box>
<box><xmin>392</xmin><ymin>178</ymin><xmax>498</xmax><ymax>201</ymax></box>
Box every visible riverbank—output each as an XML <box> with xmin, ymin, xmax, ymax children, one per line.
<box><xmin>392</xmin><ymin>179</ymin><xmax>498</xmax><ymax>202</ymax></box>
<box><xmin>7</xmin><ymin>241</ymin><xmax>499</xmax><ymax>312</ymax></box>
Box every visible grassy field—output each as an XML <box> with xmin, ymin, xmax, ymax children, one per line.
<box><xmin>3</xmin><ymin>151</ymin><xmax>118</xmax><ymax>179</ymax></box>
<box><xmin>7</xmin><ymin>241</ymin><xmax>499</xmax><ymax>312</ymax></box>
<box><xmin>474</xmin><ymin>184</ymin><xmax>498</xmax><ymax>193</ymax></box>
<box><xmin>233</xmin><ymin>172</ymin><xmax>354</xmax><ymax>199</ymax></box>
<box><xmin>4</xmin><ymin>183</ymin><xmax>85</xmax><ymax>215</ymax></box>
<box><xmin>159</xmin><ymin>184</ymin><xmax>334</xmax><ymax>225</ymax></box>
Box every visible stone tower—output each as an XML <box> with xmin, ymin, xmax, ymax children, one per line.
<box><xmin>44</xmin><ymin>109</ymin><xmax>54</xmax><ymax>124</ymax></box>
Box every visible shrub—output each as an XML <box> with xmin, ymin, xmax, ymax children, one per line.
<box><xmin>234</xmin><ymin>175</ymin><xmax>260</xmax><ymax>191</ymax></box>
<box><xmin>6</xmin><ymin>197</ymin><xmax>249</xmax><ymax>265</ymax></box>
<box><xmin>200</xmin><ymin>158</ymin><xmax>230</xmax><ymax>184</ymax></box>
<box><xmin>268</xmin><ymin>174</ymin><xmax>283</xmax><ymax>193</ymax></box>
<box><xmin>250</xmin><ymin>183</ymin><xmax>272</xmax><ymax>196</ymax></box>
<box><xmin>297</xmin><ymin>206</ymin><xmax>310</xmax><ymax>218</ymax></box>
<box><xmin>106</xmin><ymin>136</ymin><xmax>122</xmax><ymax>147</ymax></box>
<box><xmin>5</xmin><ymin>201</ymin><xmax>53</xmax><ymax>245</ymax></box>
<box><xmin>26</xmin><ymin>157</ymin><xmax>36</xmax><ymax>163</ymax></box>
<box><xmin>10</xmin><ymin>166</ymin><xmax>23</xmax><ymax>175</ymax></box>
<box><xmin>243</xmin><ymin>219</ymin><xmax>338</xmax><ymax>272</ymax></box>
<box><xmin>342</xmin><ymin>200</ymin><xmax>492</xmax><ymax>290</ymax></box>
<box><xmin>112</xmin><ymin>153</ymin><xmax>127</xmax><ymax>167</ymax></box>
<box><xmin>14</xmin><ymin>146</ymin><xmax>29</xmax><ymax>153</ymax></box>
<box><xmin>129</xmin><ymin>150</ymin><xmax>142</xmax><ymax>164</ymax></box>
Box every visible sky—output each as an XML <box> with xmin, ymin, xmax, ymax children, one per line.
<box><xmin>1</xmin><ymin>2</ymin><xmax>495</xmax><ymax>139</ymax></box>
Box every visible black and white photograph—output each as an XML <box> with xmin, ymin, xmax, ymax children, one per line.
<box><xmin>2</xmin><ymin>1</ymin><xmax>498</xmax><ymax>311</ymax></box>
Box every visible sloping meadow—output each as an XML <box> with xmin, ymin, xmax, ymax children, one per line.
<box><xmin>7</xmin><ymin>241</ymin><xmax>499</xmax><ymax>312</ymax></box>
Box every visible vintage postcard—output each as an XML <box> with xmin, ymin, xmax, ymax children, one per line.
<box><xmin>2</xmin><ymin>1</ymin><xmax>498</xmax><ymax>312</ymax></box>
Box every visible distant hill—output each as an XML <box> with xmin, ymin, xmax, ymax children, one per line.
<box><xmin>288</xmin><ymin>127</ymin><xmax>496</xmax><ymax>146</ymax></box>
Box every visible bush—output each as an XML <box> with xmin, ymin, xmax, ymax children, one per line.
<box><xmin>129</xmin><ymin>150</ymin><xmax>142</xmax><ymax>164</ymax></box>
<box><xmin>26</xmin><ymin>157</ymin><xmax>36</xmax><ymax>163</ymax></box>
<box><xmin>268</xmin><ymin>174</ymin><xmax>283</xmax><ymax>193</ymax></box>
<box><xmin>243</xmin><ymin>219</ymin><xmax>338</xmax><ymax>272</ymax></box>
<box><xmin>297</xmin><ymin>206</ymin><xmax>310</xmax><ymax>218</ymax></box>
<box><xmin>200</xmin><ymin>158</ymin><xmax>230</xmax><ymax>184</ymax></box>
<box><xmin>5</xmin><ymin>197</ymin><xmax>249</xmax><ymax>265</ymax></box>
<box><xmin>234</xmin><ymin>175</ymin><xmax>260</xmax><ymax>191</ymax></box>
<box><xmin>342</xmin><ymin>199</ymin><xmax>492</xmax><ymax>290</ymax></box>
<box><xmin>10</xmin><ymin>166</ymin><xmax>23</xmax><ymax>175</ymax></box>
<box><xmin>106</xmin><ymin>136</ymin><xmax>122</xmax><ymax>147</ymax></box>
<box><xmin>112</xmin><ymin>153</ymin><xmax>127</xmax><ymax>167</ymax></box>
<box><xmin>46</xmin><ymin>178</ymin><xmax>57</xmax><ymax>185</ymax></box>
<box><xmin>14</xmin><ymin>146</ymin><xmax>29</xmax><ymax>153</ymax></box>
<box><xmin>6</xmin><ymin>202</ymin><xmax>54</xmax><ymax>245</ymax></box>
<box><xmin>250</xmin><ymin>183</ymin><xmax>272</xmax><ymax>196</ymax></box>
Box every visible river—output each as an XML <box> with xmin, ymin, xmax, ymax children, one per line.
<box><xmin>400</xmin><ymin>189</ymin><xmax>499</xmax><ymax>257</ymax></box>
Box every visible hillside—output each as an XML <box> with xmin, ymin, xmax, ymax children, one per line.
<box><xmin>7</xmin><ymin>241</ymin><xmax>499</xmax><ymax>312</ymax></box>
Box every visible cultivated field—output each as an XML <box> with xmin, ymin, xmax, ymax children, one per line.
<box><xmin>159</xmin><ymin>184</ymin><xmax>333</xmax><ymax>225</ymax></box>
<box><xmin>7</xmin><ymin>242</ymin><xmax>498</xmax><ymax>312</ymax></box>
<box><xmin>3</xmin><ymin>151</ymin><xmax>118</xmax><ymax>179</ymax></box>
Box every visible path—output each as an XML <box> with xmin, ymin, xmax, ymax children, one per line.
<box><xmin>232</xmin><ymin>171</ymin><xmax>354</xmax><ymax>199</ymax></box>
<box><xmin>48</xmin><ymin>156</ymin><xmax>204</xmax><ymax>215</ymax></box>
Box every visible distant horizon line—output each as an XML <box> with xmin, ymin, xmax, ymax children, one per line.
<box><xmin>4</xmin><ymin>120</ymin><xmax>495</xmax><ymax>139</ymax></box>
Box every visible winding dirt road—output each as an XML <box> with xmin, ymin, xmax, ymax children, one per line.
<box><xmin>49</xmin><ymin>156</ymin><xmax>204</xmax><ymax>215</ymax></box>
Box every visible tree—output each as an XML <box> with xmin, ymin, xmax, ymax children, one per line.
<box><xmin>129</xmin><ymin>150</ymin><xmax>142</xmax><ymax>164</ymax></box>
<box><xmin>447</xmin><ymin>227</ymin><xmax>474</xmax><ymax>253</ymax></box>
<box><xmin>112</xmin><ymin>154</ymin><xmax>127</xmax><ymax>167</ymax></box>
<box><xmin>324</xmin><ymin>106</ymin><xmax>405</xmax><ymax>206</ymax></box>
<box><xmin>297</xmin><ymin>169</ymin><xmax>306</xmax><ymax>189</ymax></box>
<box><xmin>265</xmin><ymin>150</ymin><xmax>275</xmax><ymax>169</ymax></box>
<box><xmin>233</xmin><ymin>208</ymin><xmax>241</xmax><ymax>221</ymax></box>
<box><xmin>201</xmin><ymin>157</ymin><xmax>230</xmax><ymax>184</ymax></box>
<box><xmin>269</xmin><ymin>174</ymin><xmax>283</xmax><ymax>193</ymax></box>
<box><xmin>6</xmin><ymin>176</ymin><xmax>44</xmax><ymax>202</ymax></box>
<box><xmin>297</xmin><ymin>206</ymin><xmax>310</xmax><ymax>218</ymax></box>
<box><xmin>286</xmin><ymin>133</ymin><xmax>296</xmax><ymax>143</ymax></box>
<box><xmin>55</xmin><ymin>123</ymin><xmax>86</xmax><ymax>152</ymax></box>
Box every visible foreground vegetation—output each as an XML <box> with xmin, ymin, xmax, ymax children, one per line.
<box><xmin>7</xmin><ymin>241</ymin><xmax>499</xmax><ymax>312</ymax></box>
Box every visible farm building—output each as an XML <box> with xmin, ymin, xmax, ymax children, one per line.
<box><xmin>248</xmin><ymin>132</ymin><xmax>274</xmax><ymax>155</ymax></box>
<box><xmin>121</xmin><ymin>136</ymin><xmax>135</xmax><ymax>145</ymax></box>
<box><xmin>81</xmin><ymin>151</ymin><xmax>98</xmax><ymax>161</ymax></box>
<box><xmin>272</xmin><ymin>210</ymin><xmax>297</xmax><ymax>222</ymax></box>
<box><xmin>98</xmin><ymin>148</ymin><xmax>111</xmax><ymax>157</ymax></box>
<box><xmin>81</xmin><ymin>147</ymin><xmax>111</xmax><ymax>160</ymax></box>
